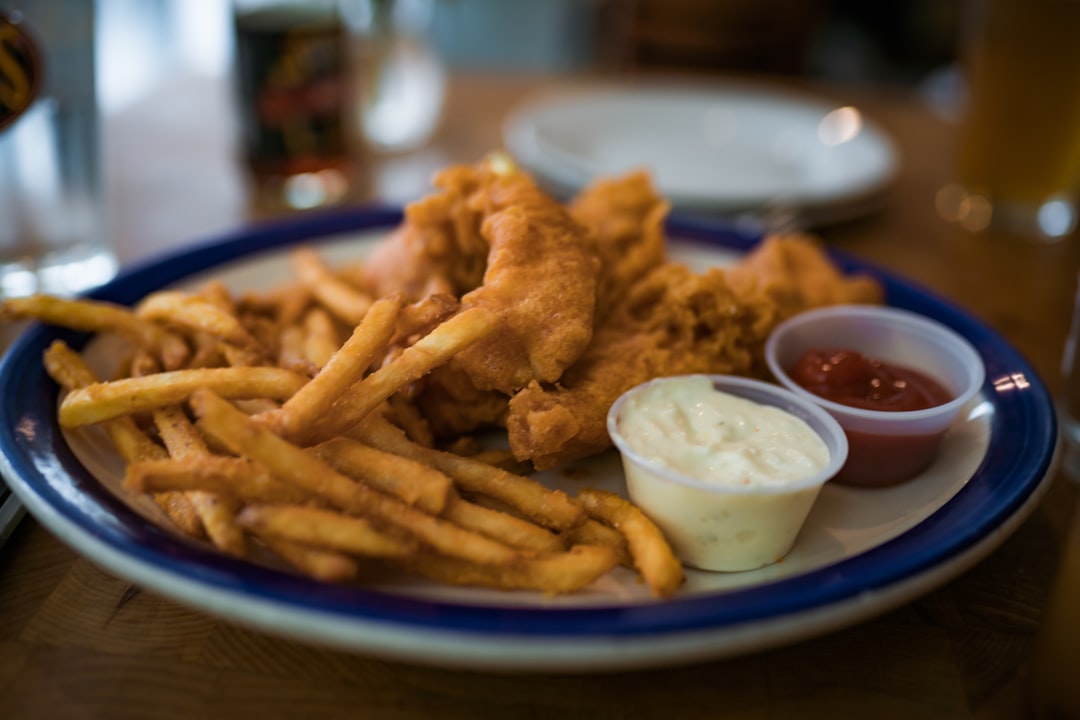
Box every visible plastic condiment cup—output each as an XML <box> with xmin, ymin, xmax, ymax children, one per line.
<box><xmin>764</xmin><ymin>305</ymin><xmax>986</xmax><ymax>487</ymax></box>
<box><xmin>607</xmin><ymin>374</ymin><xmax>848</xmax><ymax>573</ymax></box>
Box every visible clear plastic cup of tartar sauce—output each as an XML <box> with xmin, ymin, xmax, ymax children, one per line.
<box><xmin>607</xmin><ymin>374</ymin><xmax>848</xmax><ymax>572</ymax></box>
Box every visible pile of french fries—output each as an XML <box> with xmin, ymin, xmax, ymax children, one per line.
<box><xmin>2</xmin><ymin>246</ymin><xmax>685</xmax><ymax>598</ymax></box>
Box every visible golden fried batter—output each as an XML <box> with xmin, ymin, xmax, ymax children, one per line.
<box><xmin>366</xmin><ymin>161</ymin><xmax>883</xmax><ymax>469</ymax></box>
<box><xmin>568</xmin><ymin>170</ymin><xmax>670</xmax><ymax>320</ymax></box>
<box><xmin>506</xmin><ymin>263</ymin><xmax>761</xmax><ymax>469</ymax></box>
<box><xmin>361</xmin><ymin>165</ymin><xmax>490</xmax><ymax>300</ymax></box>
<box><xmin>454</xmin><ymin>173</ymin><xmax>600</xmax><ymax>393</ymax></box>
<box><xmin>506</xmin><ymin>235</ymin><xmax>883</xmax><ymax>470</ymax></box>
<box><xmin>725</xmin><ymin>233</ymin><xmax>884</xmax><ymax>317</ymax></box>
<box><xmin>365</xmin><ymin>160</ymin><xmax>600</xmax><ymax>396</ymax></box>
<box><xmin>417</xmin><ymin>362</ymin><xmax>509</xmax><ymax>438</ymax></box>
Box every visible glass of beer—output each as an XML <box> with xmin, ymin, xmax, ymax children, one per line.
<box><xmin>938</xmin><ymin>0</ymin><xmax>1080</xmax><ymax>241</ymax></box>
<box><xmin>232</xmin><ymin>0</ymin><xmax>354</xmax><ymax>214</ymax></box>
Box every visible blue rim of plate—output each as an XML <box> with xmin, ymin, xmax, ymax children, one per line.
<box><xmin>0</xmin><ymin>206</ymin><xmax>1057</xmax><ymax>640</ymax></box>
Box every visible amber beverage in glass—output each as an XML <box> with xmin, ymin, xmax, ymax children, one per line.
<box><xmin>233</xmin><ymin>0</ymin><xmax>352</xmax><ymax>212</ymax></box>
<box><xmin>943</xmin><ymin>0</ymin><xmax>1080</xmax><ymax>240</ymax></box>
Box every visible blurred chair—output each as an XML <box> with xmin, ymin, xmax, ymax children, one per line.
<box><xmin>619</xmin><ymin>0</ymin><xmax>827</xmax><ymax>75</ymax></box>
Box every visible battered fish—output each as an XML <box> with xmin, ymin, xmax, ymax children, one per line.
<box><xmin>418</xmin><ymin>169</ymin><xmax>671</xmax><ymax>435</ymax></box>
<box><xmin>453</xmin><ymin>170</ymin><xmax>600</xmax><ymax>393</ymax></box>
<box><xmin>568</xmin><ymin>170</ymin><xmax>670</xmax><ymax>320</ymax></box>
<box><xmin>368</xmin><ymin>161</ymin><xmax>883</xmax><ymax>468</ymax></box>
<box><xmin>364</xmin><ymin>159</ymin><xmax>600</xmax><ymax>396</ymax></box>
<box><xmin>361</xmin><ymin>165</ymin><xmax>490</xmax><ymax>300</ymax></box>
<box><xmin>506</xmin><ymin>235</ymin><xmax>883</xmax><ymax>469</ymax></box>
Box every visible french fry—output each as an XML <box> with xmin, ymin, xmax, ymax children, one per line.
<box><xmin>43</xmin><ymin>339</ymin><xmax>107</xmax><ymax>390</ymax></box>
<box><xmin>236</xmin><ymin>504</ymin><xmax>418</xmax><ymax>559</ymax></box>
<box><xmin>441</xmin><ymin>496</ymin><xmax>565</xmax><ymax>553</ymax></box>
<box><xmin>152</xmin><ymin>404</ymin><xmax>210</xmax><ymax>458</ymax></box>
<box><xmin>125</xmin><ymin>456</ymin><xmax>315</xmax><ymax>505</ymax></box>
<box><xmin>274</xmin><ymin>284</ymin><xmax>312</xmax><ymax>329</ymax></box>
<box><xmin>256</xmin><ymin>534</ymin><xmax>359</xmax><ymax>583</ymax></box>
<box><xmin>44</xmin><ymin>341</ymin><xmax>169</xmax><ymax>464</ymax></box>
<box><xmin>196</xmin><ymin>279</ymin><xmax>234</xmax><ymax>312</ymax></box>
<box><xmin>313</xmin><ymin>433</ymin><xmax>565</xmax><ymax>552</ymax></box>
<box><xmin>563</xmin><ymin>518</ymin><xmax>632</xmax><ymax>567</ymax></box>
<box><xmin>276</xmin><ymin>324</ymin><xmax>315</xmax><ymax>375</ymax></box>
<box><xmin>404</xmin><ymin>544</ymin><xmax>619</xmax><ymax>595</ymax></box>
<box><xmin>4</xmin><ymin>295</ymin><xmax>191</xmax><ymax>370</ymax></box>
<box><xmin>233</xmin><ymin>398</ymin><xmax>281</xmax><ymax>415</ymax></box>
<box><xmin>186</xmin><ymin>492</ymin><xmax>245</xmax><ymax>556</ymax></box>
<box><xmin>189</xmin><ymin>389</ymin><xmax>521</xmax><ymax>566</ymax></box>
<box><xmin>311</xmin><ymin>436</ymin><xmax>452</xmax><ymax>515</ymax></box>
<box><xmin>187</xmin><ymin>332</ymin><xmax>227</xmax><ymax>369</ymax></box>
<box><xmin>136</xmin><ymin>290</ymin><xmax>259</xmax><ymax>351</ymax></box>
<box><xmin>385</xmin><ymin>395</ymin><xmax>434</xmax><ymax>447</ymax></box>
<box><xmin>238</xmin><ymin>313</ymin><xmax>281</xmax><ymax>361</ymax></box>
<box><xmin>466</xmin><ymin>447</ymin><xmax>533</xmax><ymax>476</ymax></box>
<box><xmin>577</xmin><ymin>488</ymin><xmax>684</xmax><ymax>599</ymax></box>
<box><xmin>352</xmin><ymin>413</ymin><xmax>584</xmax><ymax>531</ymax></box>
<box><xmin>42</xmin><ymin>341</ymin><xmax>203</xmax><ymax>537</ymax></box>
<box><xmin>302</xmin><ymin>306</ymin><xmax>502</xmax><ymax>444</ymax></box>
<box><xmin>152</xmin><ymin>405</ymin><xmax>246</xmax><ymax>556</ymax></box>
<box><xmin>58</xmin><ymin>367</ymin><xmax>308</xmax><ymax>428</ymax></box>
<box><xmin>291</xmin><ymin>247</ymin><xmax>374</xmax><ymax>326</ymax></box>
<box><xmin>301</xmin><ymin>307</ymin><xmax>343</xmax><ymax>369</ymax></box>
<box><xmin>237</xmin><ymin>282</ymin><xmax>310</xmax><ymax>327</ymax></box>
<box><xmin>127</xmin><ymin>347</ymin><xmax>162</xmax><ymax>378</ymax></box>
<box><xmin>334</xmin><ymin>260</ymin><xmax>371</xmax><ymax>294</ymax></box>
<box><xmin>266</xmin><ymin>294</ymin><xmax>402</xmax><ymax>441</ymax></box>
<box><xmin>393</xmin><ymin>293</ymin><xmax>459</xmax><ymax>344</ymax></box>
<box><xmin>221</xmin><ymin>342</ymin><xmax>266</xmax><ymax>369</ymax></box>
<box><xmin>150</xmin><ymin>492</ymin><xmax>204</xmax><ymax>538</ymax></box>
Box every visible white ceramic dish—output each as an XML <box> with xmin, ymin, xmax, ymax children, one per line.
<box><xmin>504</xmin><ymin>83</ymin><xmax>899</xmax><ymax>224</ymax></box>
<box><xmin>0</xmin><ymin>209</ymin><xmax>1055</xmax><ymax>673</ymax></box>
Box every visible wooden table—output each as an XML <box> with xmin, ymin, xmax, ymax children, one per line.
<box><xmin>2</xmin><ymin>70</ymin><xmax>1078</xmax><ymax>719</ymax></box>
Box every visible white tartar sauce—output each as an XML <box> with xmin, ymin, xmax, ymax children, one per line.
<box><xmin>617</xmin><ymin>375</ymin><xmax>830</xmax><ymax>487</ymax></box>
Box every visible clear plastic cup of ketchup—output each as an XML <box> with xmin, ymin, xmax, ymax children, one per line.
<box><xmin>765</xmin><ymin>305</ymin><xmax>986</xmax><ymax>487</ymax></box>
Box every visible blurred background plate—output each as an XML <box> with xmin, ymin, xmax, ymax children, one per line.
<box><xmin>504</xmin><ymin>82</ymin><xmax>900</xmax><ymax>226</ymax></box>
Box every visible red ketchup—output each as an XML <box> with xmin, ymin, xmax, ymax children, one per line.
<box><xmin>790</xmin><ymin>349</ymin><xmax>954</xmax><ymax>487</ymax></box>
<box><xmin>791</xmin><ymin>349</ymin><xmax>952</xmax><ymax>412</ymax></box>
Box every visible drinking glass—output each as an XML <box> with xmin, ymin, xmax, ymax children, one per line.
<box><xmin>342</xmin><ymin>0</ymin><xmax>445</xmax><ymax>154</ymax></box>
<box><xmin>0</xmin><ymin>2</ymin><xmax>116</xmax><ymax>302</ymax></box>
<box><xmin>232</xmin><ymin>0</ymin><xmax>353</xmax><ymax>213</ymax></box>
<box><xmin>937</xmin><ymin>0</ymin><xmax>1080</xmax><ymax>241</ymax></box>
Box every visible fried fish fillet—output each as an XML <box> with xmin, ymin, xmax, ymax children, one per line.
<box><xmin>361</xmin><ymin>165</ymin><xmax>490</xmax><ymax>300</ymax></box>
<box><xmin>417</xmin><ymin>169</ymin><xmax>671</xmax><ymax>436</ymax></box>
<box><xmin>568</xmin><ymin>169</ymin><xmax>670</xmax><ymax>320</ymax></box>
<box><xmin>452</xmin><ymin>170</ymin><xmax>600</xmax><ymax>394</ymax></box>
<box><xmin>506</xmin><ymin>235</ymin><xmax>883</xmax><ymax>470</ymax></box>
<box><xmin>368</xmin><ymin>159</ymin><xmax>600</xmax><ymax>400</ymax></box>
<box><xmin>724</xmin><ymin>233</ymin><xmax>884</xmax><ymax>319</ymax></box>
<box><xmin>369</xmin><ymin>162</ymin><xmax>882</xmax><ymax>468</ymax></box>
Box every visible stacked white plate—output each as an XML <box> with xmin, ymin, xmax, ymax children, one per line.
<box><xmin>503</xmin><ymin>81</ymin><xmax>899</xmax><ymax>226</ymax></box>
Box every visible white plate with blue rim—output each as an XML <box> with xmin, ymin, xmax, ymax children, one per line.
<box><xmin>504</xmin><ymin>82</ymin><xmax>899</xmax><ymax>225</ymax></box>
<box><xmin>0</xmin><ymin>207</ymin><xmax>1055</xmax><ymax>672</ymax></box>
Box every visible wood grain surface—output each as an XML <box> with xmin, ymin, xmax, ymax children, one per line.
<box><xmin>2</xmin><ymin>71</ymin><xmax>1078</xmax><ymax>719</ymax></box>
